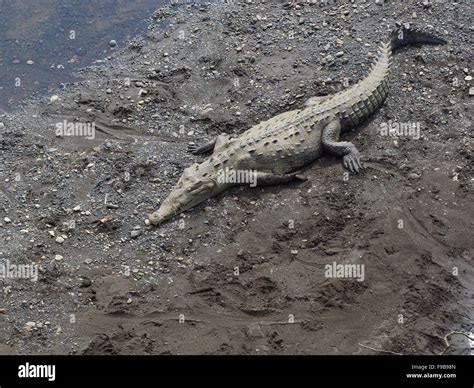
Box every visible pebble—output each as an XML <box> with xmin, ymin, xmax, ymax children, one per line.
<box><xmin>109</xmin><ymin>40</ymin><xmax>117</xmax><ymax>47</ymax></box>
<box><xmin>50</xmin><ymin>95</ymin><xmax>59</xmax><ymax>103</ymax></box>
<box><xmin>4</xmin><ymin>217</ymin><xmax>11</xmax><ymax>223</ymax></box>
<box><xmin>106</xmin><ymin>88</ymin><xmax>113</xmax><ymax>94</ymax></box>
<box><xmin>465</xmin><ymin>75</ymin><xmax>472</xmax><ymax>81</ymax></box>
<box><xmin>73</xmin><ymin>205</ymin><xmax>81</xmax><ymax>212</ymax></box>
<box><xmin>408</xmin><ymin>173</ymin><xmax>421</xmax><ymax>180</ymax></box>
<box><xmin>25</xmin><ymin>322</ymin><xmax>36</xmax><ymax>331</ymax></box>
<box><xmin>54</xmin><ymin>254</ymin><xmax>63</xmax><ymax>261</ymax></box>
<box><xmin>130</xmin><ymin>229</ymin><xmax>142</xmax><ymax>238</ymax></box>
<box><xmin>322</xmin><ymin>54</ymin><xmax>334</xmax><ymax>64</ymax></box>
<box><xmin>26</xmin><ymin>59</ymin><xmax>34</xmax><ymax>65</ymax></box>
<box><xmin>62</xmin><ymin>220</ymin><xmax>76</xmax><ymax>231</ymax></box>
<box><xmin>56</xmin><ymin>236</ymin><xmax>65</xmax><ymax>244</ymax></box>
<box><xmin>335</xmin><ymin>51</ymin><xmax>344</xmax><ymax>57</ymax></box>
<box><xmin>0</xmin><ymin>122</ymin><xmax>4</xmax><ymax>129</ymax></box>
<box><xmin>469</xmin><ymin>87</ymin><xmax>474</xmax><ymax>96</ymax></box>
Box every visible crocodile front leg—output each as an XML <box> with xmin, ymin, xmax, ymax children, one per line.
<box><xmin>188</xmin><ymin>137</ymin><xmax>217</xmax><ymax>155</ymax></box>
<box><xmin>188</xmin><ymin>134</ymin><xmax>232</xmax><ymax>155</ymax></box>
<box><xmin>322</xmin><ymin>118</ymin><xmax>363</xmax><ymax>173</ymax></box>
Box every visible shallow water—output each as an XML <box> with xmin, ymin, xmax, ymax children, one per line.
<box><xmin>0</xmin><ymin>0</ymin><xmax>164</xmax><ymax>112</ymax></box>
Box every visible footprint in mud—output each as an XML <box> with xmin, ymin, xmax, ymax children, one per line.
<box><xmin>82</xmin><ymin>334</ymin><xmax>117</xmax><ymax>355</ymax></box>
<box><xmin>318</xmin><ymin>279</ymin><xmax>368</xmax><ymax>309</ymax></box>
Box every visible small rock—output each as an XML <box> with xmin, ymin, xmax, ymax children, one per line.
<box><xmin>55</xmin><ymin>236</ymin><xmax>65</xmax><ymax>244</ymax></box>
<box><xmin>408</xmin><ymin>173</ymin><xmax>421</xmax><ymax>180</ymax></box>
<box><xmin>130</xmin><ymin>230</ymin><xmax>142</xmax><ymax>239</ymax></box>
<box><xmin>26</xmin><ymin>59</ymin><xmax>34</xmax><ymax>65</ymax></box>
<box><xmin>54</xmin><ymin>254</ymin><xmax>63</xmax><ymax>261</ymax></box>
<box><xmin>106</xmin><ymin>88</ymin><xmax>112</xmax><ymax>94</ymax></box>
<box><xmin>62</xmin><ymin>220</ymin><xmax>76</xmax><ymax>231</ymax></box>
<box><xmin>73</xmin><ymin>205</ymin><xmax>81</xmax><ymax>212</ymax></box>
<box><xmin>322</xmin><ymin>54</ymin><xmax>334</xmax><ymax>64</ymax></box>
<box><xmin>335</xmin><ymin>51</ymin><xmax>344</xmax><ymax>57</ymax></box>
<box><xmin>469</xmin><ymin>87</ymin><xmax>474</xmax><ymax>96</ymax></box>
<box><xmin>25</xmin><ymin>322</ymin><xmax>36</xmax><ymax>331</ymax></box>
<box><xmin>80</xmin><ymin>278</ymin><xmax>92</xmax><ymax>288</ymax></box>
<box><xmin>109</xmin><ymin>39</ymin><xmax>117</xmax><ymax>47</ymax></box>
<box><xmin>50</xmin><ymin>95</ymin><xmax>60</xmax><ymax>103</ymax></box>
<box><xmin>4</xmin><ymin>217</ymin><xmax>11</xmax><ymax>223</ymax></box>
<box><xmin>465</xmin><ymin>75</ymin><xmax>472</xmax><ymax>81</ymax></box>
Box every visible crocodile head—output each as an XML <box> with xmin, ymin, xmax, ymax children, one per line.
<box><xmin>147</xmin><ymin>163</ymin><xmax>222</xmax><ymax>226</ymax></box>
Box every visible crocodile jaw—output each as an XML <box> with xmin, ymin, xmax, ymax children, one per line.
<box><xmin>147</xmin><ymin>204</ymin><xmax>179</xmax><ymax>226</ymax></box>
<box><xmin>147</xmin><ymin>179</ymin><xmax>220</xmax><ymax>226</ymax></box>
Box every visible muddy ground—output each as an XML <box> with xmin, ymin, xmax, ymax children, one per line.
<box><xmin>0</xmin><ymin>0</ymin><xmax>472</xmax><ymax>355</ymax></box>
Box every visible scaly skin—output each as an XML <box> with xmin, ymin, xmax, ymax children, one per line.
<box><xmin>148</xmin><ymin>27</ymin><xmax>446</xmax><ymax>226</ymax></box>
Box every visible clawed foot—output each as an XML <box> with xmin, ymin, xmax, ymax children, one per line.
<box><xmin>290</xmin><ymin>172</ymin><xmax>308</xmax><ymax>182</ymax></box>
<box><xmin>343</xmin><ymin>150</ymin><xmax>364</xmax><ymax>173</ymax></box>
<box><xmin>187</xmin><ymin>143</ymin><xmax>202</xmax><ymax>155</ymax></box>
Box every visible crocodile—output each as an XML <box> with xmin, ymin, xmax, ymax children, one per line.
<box><xmin>147</xmin><ymin>27</ymin><xmax>446</xmax><ymax>226</ymax></box>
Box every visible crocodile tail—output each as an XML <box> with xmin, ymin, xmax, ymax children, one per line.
<box><xmin>388</xmin><ymin>26</ymin><xmax>447</xmax><ymax>53</ymax></box>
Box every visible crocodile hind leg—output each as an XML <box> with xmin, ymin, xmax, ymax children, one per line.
<box><xmin>254</xmin><ymin>171</ymin><xmax>307</xmax><ymax>186</ymax></box>
<box><xmin>322</xmin><ymin>119</ymin><xmax>363</xmax><ymax>173</ymax></box>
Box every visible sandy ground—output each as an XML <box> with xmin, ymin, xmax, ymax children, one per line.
<box><xmin>0</xmin><ymin>0</ymin><xmax>472</xmax><ymax>355</ymax></box>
